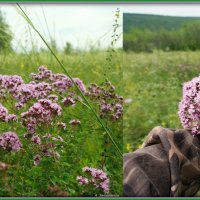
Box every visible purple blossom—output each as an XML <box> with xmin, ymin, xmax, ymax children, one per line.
<box><xmin>31</xmin><ymin>135</ymin><xmax>41</xmax><ymax>145</ymax></box>
<box><xmin>179</xmin><ymin>75</ymin><xmax>200</xmax><ymax>135</ymax></box>
<box><xmin>100</xmin><ymin>103</ymin><xmax>113</xmax><ymax>113</ymax></box>
<box><xmin>88</xmin><ymin>81</ymin><xmax>123</xmax><ymax>120</ymax></box>
<box><xmin>77</xmin><ymin>166</ymin><xmax>109</xmax><ymax>194</ymax></box>
<box><xmin>52</xmin><ymin>135</ymin><xmax>64</xmax><ymax>142</ymax></box>
<box><xmin>15</xmin><ymin>102</ymin><xmax>24</xmax><ymax>110</ymax></box>
<box><xmin>14</xmin><ymin>83</ymin><xmax>35</xmax><ymax>106</ymax></box>
<box><xmin>0</xmin><ymin>162</ymin><xmax>7</xmax><ymax>171</ymax></box>
<box><xmin>0</xmin><ymin>104</ymin><xmax>17</xmax><ymax>122</ymax></box>
<box><xmin>5</xmin><ymin>114</ymin><xmax>17</xmax><ymax>122</ymax></box>
<box><xmin>0</xmin><ymin>132</ymin><xmax>22</xmax><ymax>152</ymax></box>
<box><xmin>83</xmin><ymin>166</ymin><xmax>91</xmax><ymax>172</ymax></box>
<box><xmin>100</xmin><ymin>179</ymin><xmax>109</xmax><ymax>194</ymax></box>
<box><xmin>91</xmin><ymin>169</ymin><xmax>107</xmax><ymax>180</ymax></box>
<box><xmin>47</xmin><ymin>94</ymin><xmax>58</xmax><ymax>102</ymax></box>
<box><xmin>57</xmin><ymin>122</ymin><xmax>66</xmax><ymax>130</ymax></box>
<box><xmin>30</xmin><ymin>66</ymin><xmax>52</xmax><ymax>81</ymax></box>
<box><xmin>0</xmin><ymin>104</ymin><xmax>8</xmax><ymax>121</ymax></box>
<box><xmin>14</xmin><ymin>82</ymin><xmax>52</xmax><ymax>108</ymax></box>
<box><xmin>42</xmin><ymin>147</ymin><xmax>52</xmax><ymax>157</ymax></box>
<box><xmin>30</xmin><ymin>66</ymin><xmax>87</xmax><ymax>95</ymax></box>
<box><xmin>77</xmin><ymin>176</ymin><xmax>89</xmax><ymax>185</ymax></box>
<box><xmin>43</xmin><ymin>133</ymin><xmax>52</xmax><ymax>139</ymax></box>
<box><xmin>21</xmin><ymin>99</ymin><xmax>62</xmax><ymax>133</ymax></box>
<box><xmin>53</xmin><ymin>77</ymin><xmax>73</xmax><ymax>93</ymax></box>
<box><xmin>34</xmin><ymin>82</ymin><xmax>52</xmax><ymax>98</ymax></box>
<box><xmin>34</xmin><ymin>154</ymin><xmax>41</xmax><ymax>165</ymax></box>
<box><xmin>62</xmin><ymin>97</ymin><xmax>75</xmax><ymax>107</ymax></box>
<box><xmin>69</xmin><ymin>119</ymin><xmax>81</xmax><ymax>126</ymax></box>
<box><xmin>0</xmin><ymin>75</ymin><xmax>24</xmax><ymax>94</ymax></box>
<box><xmin>73</xmin><ymin>78</ymin><xmax>87</xmax><ymax>93</ymax></box>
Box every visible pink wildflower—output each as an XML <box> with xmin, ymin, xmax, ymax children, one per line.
<box><xmin>179</xmin><ymin>75</ymin><xmax>200</xmax><ymax>135</ymax></box>
<box><xmin>77</xmin><ymin>166</ymin><xmax>110</xmax><ymax>194</ymax></box>
<box><xmin>62</xmin><ymin>97</ymin><xmax>76</xmax><ymax>107</ymax></box>
<box><xmin>69</xmin><ymin>119</ymin><xmax>81</xmax><ymax>126</ymax></box>
<box><xmin>34</xmin><ymin>154</ymin><xmax>41</xmax><ymax>165</ymax></box>
<box><xmin>76</xmin><ymin>176</ymin><xmax>89</xmax><ymax>185</ymax></box>
<box><xmin>31</xmin><ymin>135</ymin><xmax>41</xmax><ymax>145</ymax></box>
<box><xmin>21</xmin><ymin>99</ymin><xmax>62</xmax><ymax>133</ymax></box>
<box><xmin>0</xmin><ymin>132</ymin><xmax>22</xmax><ymax>152</ymax></box>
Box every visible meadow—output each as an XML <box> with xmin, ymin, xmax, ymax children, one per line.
<box><xmin>0</xmin><ymin>49</ymin><xmax>123</xmax><ymax>196</ymax></box>
<box><xmin>124</xmin><ymin>13</ymin><xmax>200</xmax><ymax>52</ymax></box>
<box><xmin>123</xmin><ymin>50</ymin><xmax>200</xmax><ymax>152</ymax></box>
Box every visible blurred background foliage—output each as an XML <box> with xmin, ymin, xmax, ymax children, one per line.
<box><xmin>123</xmin><ymin>13</ymin><xmax>200</xmax><ymax>153</ymax></box>
<box><xmin>124</xmin><ymin>13</ymin><xmax>200</xmax><ymax>52</ymax></box>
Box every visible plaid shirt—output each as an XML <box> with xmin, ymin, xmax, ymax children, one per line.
<box><xmin>123</xmin><ymin>126</ymin><xmax>200</xmax><ymax>197</ymax></box>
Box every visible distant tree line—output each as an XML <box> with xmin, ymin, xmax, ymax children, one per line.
<box><xmin>0</xmin><ymin>11</ymin><xmax>12</xmax><ymax>52</ymax></box>
<box><xmin>124</xmin><ymin>20</ymin><xmax>200</xmax><ymax>52</ymax></box>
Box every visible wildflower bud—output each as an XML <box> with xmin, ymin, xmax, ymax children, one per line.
<box><xmin>0</xmin><ymin>162</ymin><xmax>7</xmax><ymax>171</ymax></box>
<box><xmin>69</xmin><ymin>119</ymin><xmax>81</xmax><ymax>126</ymax></box>
<box><xmin>0</xmin><ymin>132</ymin><xmax>22</xmax><ymax>152</ymax></box>
<box><xmin>31</xmin><ymin>135</ymin><xmax>41</xmax><ymax>145</ymax></box>
<box><xmin>57</xmin><ymin>122</ymin><xmax>66</xmax><ymax>130</ymax></box>
<box><xmin>62</xmin><ymin>97</ymin><xmax>75</xmax><ymax>107</ymax></box>
<box><xmin>33</xmin><ymin>154</ymin><xmax>41</xmax><ymax>166</ymax></box>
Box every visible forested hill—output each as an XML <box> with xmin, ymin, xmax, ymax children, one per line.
<box><xmin>124</xmin><ymin>13</ymin><xmax>200</xmax><ymax>32</ymax></box>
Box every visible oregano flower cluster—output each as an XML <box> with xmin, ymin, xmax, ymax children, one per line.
<box><xmin>0</xmin><ymin>66</ymin><xmax>122</xmax><ymax>195</ymax></box>
<box><xmin>77</xmin><ymin>166</ymin><xmax>110</xmax><ymax>194</ymax></box>
<box><xmin>21</xmin><ymin>99</ymin><xmax>62</xmax><ymax>134</ymax></box>
<box><xmin>0</xmin><ymin>104</ymin><xmax>17</xmax><ymax>122</ymax></box>
<box><xmin>179</xmin><ymin>75</ymin><xmax>200</xmax><ymax>135</ymax></box>
<box><xmin>87</xmin><ymin>81</ymin><xmax>123</xmax><ymax>120</ymax></box>
<box><xmin>0</xmin><ymin>132</ymin><xmax>22</xmax><ymax>152</ymax></box>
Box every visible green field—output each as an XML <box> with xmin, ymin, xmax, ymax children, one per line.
<box><xmin>123</xmin><ymin>50</ymin><xmax>200</xmax><ymax>152</ymax></box>
<box><xmin>0</xmin><ymin>50</ymin><xmax>123</xmax><ymax>196</ymax></box>
<box><xmin>123</xmin><ymin>13</ymin><xmax>200</xmax><ymax>52</ymax></box>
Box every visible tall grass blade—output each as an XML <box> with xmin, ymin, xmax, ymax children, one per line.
<box><xmin>16</xmin><ymin>3</ymin><xmax>122</xmax><ymax>157</ymax></box>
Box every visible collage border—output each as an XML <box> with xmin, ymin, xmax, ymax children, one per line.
<box><xmin>0</xmin><ymin>0</ymin><xmax>199</xmax><ymax>199</ymax></box>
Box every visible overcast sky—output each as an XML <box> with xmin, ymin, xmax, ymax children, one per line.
<box><xmin>123</xmin><ymin>4</ymin><xmax>200</xmax><ymax>17</ymax></box>
<box><xmin>1</xmin><ymin>4</ymin><xmax>122</xmax><ymax>51</ymax></box>
<box><xmin>1</xmin><ymin>4</ymin><xmax>200</xmax><ymax>51</ymax></box>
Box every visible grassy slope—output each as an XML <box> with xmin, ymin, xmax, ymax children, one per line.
<box><xmin>123</xmin><ymin>13</ymin><xmax>200</xmax><ymax>33</ymax></box>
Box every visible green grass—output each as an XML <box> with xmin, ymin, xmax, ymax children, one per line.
<box><xmin>0</xmin><ymin>50</ymin><xmax>123</xmax><ymax>196</ymax></box>
<box><xmin>0</xmin><ymin>51</ymin><xmax>122</xmax><ymax>87</ymax></box>
<box><xmin>123</xmin><ymin>50</ymin><xmax>200</xmax><ymax>152</ymax></box>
